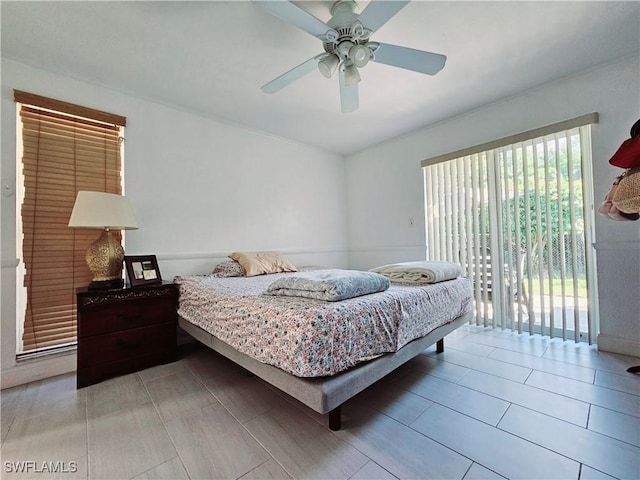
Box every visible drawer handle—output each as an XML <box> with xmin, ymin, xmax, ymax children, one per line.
<box><xmin>116</xmin><ymin>338</ymin><xmax>145</xmax><ymax>350</ymax></box>
<box><xmin>117</xmin><ymin>312</ymin><xmax>142</xmax><ymax>322</ymax></box>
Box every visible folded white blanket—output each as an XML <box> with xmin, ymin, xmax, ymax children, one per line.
<box><xmin>264</xmin><ymin>269</ymin><xmax>390</xmax><ymax>301</ymax></box>
<box><xmin>369</xmin><ymin>261</ymin><xmax>462</xmax><ymax>284</ymax></box>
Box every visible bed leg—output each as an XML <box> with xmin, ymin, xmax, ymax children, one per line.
<box><xmin>328</xmin><ymin>407</ymin><xmax>341</xmax><ymax>431</ymax></box>
<box><xmin>436</xmin><ymin>338</ymin><xmax>444</xmax><ymax>354</ymax></box>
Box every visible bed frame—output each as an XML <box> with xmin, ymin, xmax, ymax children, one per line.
<box><xmin>179</xmin><ymin>310</ymin><xmax>472</xmax><ymax>430</ymax></box>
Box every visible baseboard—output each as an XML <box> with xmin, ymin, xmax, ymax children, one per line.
<box><xmin>597</xmin><ymin>333</ymin><xmax>640</xmax><ymax>358</ymax></box>
<box><xmin>1</xmin><ymin>351</ymin><xmax>76</xmax><ymax>389</ymax></box>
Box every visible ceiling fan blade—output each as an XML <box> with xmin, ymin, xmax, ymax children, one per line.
<box><xmin>253</xmin><ymin>1</ymin><xmax>336</xmax><ymax>40</ymax></box>
<box><xmin>339</xmin><ymin>67</ymin><xmax>359</xmax><ymax>113</ymax></box>
<box><xmin>357</xmin><ymin>0</ymin><xmax>410</xmax><ymax>34</ymax></box>
<box><xmin>262</xmin><ymin>54</ymin><xmax>324</xmax><ymax>93</ymax></box>
<box><xmin>372</xmin><ymin>42</ymin><xmax>446</xmax><ymax>75</ymax></box>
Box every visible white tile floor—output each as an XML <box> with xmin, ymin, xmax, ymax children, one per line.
<box><xmin>1</xmin><ymin>324</ymin><xmax>639</xmax><ymax>479</ymax></box>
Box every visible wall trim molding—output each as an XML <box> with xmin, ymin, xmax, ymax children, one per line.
<box><xmin>593</xmin><ymin>241</ymin><xmax>640</xmax><ymax>251</ymax></box>
<box><xmin>154</xmin><ymin>248</ymin><xmax>349</xmax><ymax>262</ymax></box>
<box><xmin>1</xmin><ymin>350</ymin><xmax>76</xmax><ymax>389</ymax></box>
<box><xmin>348</xmin><ymin>244</ymin><xmax>426</xmax><ymax>254</ymax></box>
<box><xmin>1</xmin><ymin>259</ymin><xmax>19</xmax><ymax>268</ymax></box>
<box><xmin>597</xmin><ymin>333</ymin><xmax>640</xmax><ymax>358</ymax></box>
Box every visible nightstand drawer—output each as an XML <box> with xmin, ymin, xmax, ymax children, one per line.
<box><xmin>79</xmin><ymin>298</ymin><xmax>176</xmax><ymax>337</ymax></box>
<box><xmin>78</xmin><ymin>323</ymin><xmax>175</xmax><ymax>365</ymax></box>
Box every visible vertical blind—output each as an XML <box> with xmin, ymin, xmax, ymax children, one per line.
<box><xmin>422</xmin><ymin>114</ymin><xmax>599</xmax><ymax>343</ymax></box>
<box><xmin>15</xmin><ymin>90</ymin><xmax>126</xmax><ymax>353</ymax></box>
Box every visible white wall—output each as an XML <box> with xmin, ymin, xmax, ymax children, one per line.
<box><xmin>346</xmin><ymin>57</ymin><xmax>640</xmax><ymax>357</ymax></box>
<box><xmin>1</xmin><ymin>58</ymin><xmax>348</xmax><ymax>387</ymax></box>
<box><xmin>2</xmin><ymin>55</ymin><xmax>638</xmax><ymax>388</ymax></box>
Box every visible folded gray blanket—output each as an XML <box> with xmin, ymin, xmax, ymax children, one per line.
<box><xmin>369</xmin><ymin>260</ymin><xmax>462</xmax><ymax>284</ymax></box>
<box><xmin>264</xmin><ymin>269</ymin><xmax>390</xmax><ymax>301</ymax></box>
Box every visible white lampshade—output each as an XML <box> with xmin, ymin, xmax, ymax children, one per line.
<box><xmin>69</xmin><ymin>191</ymin><xmax>139</xmax><ymax>230</ymax></box>
<box><xmin>68</xmin><ymin>191</ymin><xmax>138</xmax><ymax>289</ymax></box>
<box><xmin>349</xmin><ymin>44</ymin><xmax>371</xmax><ymax>68</ymax></box>
<box><xmin>318</xmin><ymin>54</ymin><xmax>340</xmax><ymax>78</ymax></box>
<box><xmin>343</xmin><ymin>63</ymin><xmax>361</xmax><ymax>86</ymax></box>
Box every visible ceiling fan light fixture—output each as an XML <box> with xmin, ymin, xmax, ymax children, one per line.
<box><xmin>318</xmin><ymin>54</ymin><xmax>340</xmax><ymax>78</ymax></box>
<box><xmin>349</xmin><ymin>44</ymin><xmax>371</xmax><ymax>68</ymax></box>
<box><xmin>254</xmin><ymin>0</ymin><xmax>445</xmax><ymax>112</ymax></box>
<box><xmin>343</xmin><ymin>63</ymin><xmax>361</xmax><ymax>86</ymax></box>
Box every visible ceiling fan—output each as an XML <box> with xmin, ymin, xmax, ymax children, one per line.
<box><xmin>253</xmin><ymin>0</ymin><xmax>446</xmax><ymax>113</ymax></box>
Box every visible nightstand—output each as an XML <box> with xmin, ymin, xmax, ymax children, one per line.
<box><xmin>76</xmin><ymin>282</ymin><xmax>178</xmax><ymax>388</ymax></box>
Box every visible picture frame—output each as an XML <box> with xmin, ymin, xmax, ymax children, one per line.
<box><xmin>124</xmin><ymin>255</ymin><xmax>162</xmax><ymax>287</ymax></box>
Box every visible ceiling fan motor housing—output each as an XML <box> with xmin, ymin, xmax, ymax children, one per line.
<box><xmin>323</xmin><ymin>0</ymin><xmax>372</xmax><ymax>65</ymax></box>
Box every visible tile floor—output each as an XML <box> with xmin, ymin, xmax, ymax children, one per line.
<box><xmin>1</xmin><ymin>324</ymin><xmax>639</xmax><ymax>479</ymax></box>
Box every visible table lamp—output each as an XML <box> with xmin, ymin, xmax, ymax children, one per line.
<box><xmin>68</xmin><ymin>191</ymin><xmax>139</xmax><ymax>289</ymax></box>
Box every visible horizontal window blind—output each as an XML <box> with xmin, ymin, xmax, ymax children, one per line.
<box><xmin>16</xmin><ymin>91</ymin><xmax>125</xmax><ymax>353</ymax></box>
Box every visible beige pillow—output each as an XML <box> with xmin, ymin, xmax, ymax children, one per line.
<box><xmin>229</xmin><ymin>251</ymin><xmax>298</xmax><ymax>276</ymax></box>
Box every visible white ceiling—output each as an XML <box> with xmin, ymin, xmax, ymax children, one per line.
<box><xmin>2</xmin><ymin>1</ymin><xmax>639</xmax><ymax>155</ymax></box>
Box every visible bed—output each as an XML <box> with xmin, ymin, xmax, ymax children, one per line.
<box><xmin>175</xmin><ymin>265</ymin><xmax>473</xmax><ymax>430</ymax></box>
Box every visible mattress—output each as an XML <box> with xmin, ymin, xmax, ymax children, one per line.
<box><xmin>175</xmin><ymin>268</ymin><xmax>472</xmax><ymax>377</ymax></box>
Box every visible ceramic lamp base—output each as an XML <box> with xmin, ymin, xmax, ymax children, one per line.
<box><xmin>85</xmin><ymin>229</ymin><xmax>125</xmax><ymax>288</ymax></box>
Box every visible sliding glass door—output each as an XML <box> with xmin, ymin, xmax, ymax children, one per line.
<box><xmin>423</xmin><ymin>123</ymin><xmax>598</xmax><ymax>343</ymax></box>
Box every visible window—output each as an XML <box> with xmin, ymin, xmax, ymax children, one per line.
<box><xmin>14</xmin><ymin>90</ymin><xmax>126</xmax><ymax>354</ymax></box>
<box><xmin>422</xmin><ymin>114</ymin><xmax>599</xmax><ymax>343</ymax></box>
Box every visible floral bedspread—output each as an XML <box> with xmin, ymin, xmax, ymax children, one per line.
<box><xmin>175</xmin><ymin>268</ymin><xmax>472</xmax><ymax>377</ymax></box>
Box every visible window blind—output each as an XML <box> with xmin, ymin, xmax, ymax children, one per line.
<box><xmin>15</xmin><ymin>90</ymin><xmax>126</xmax><ymax>353</ymax></box>
<box><xmin>423</xmin><ymin>115</ymin><xmax>598</xmax><ymax>343</ymax></box>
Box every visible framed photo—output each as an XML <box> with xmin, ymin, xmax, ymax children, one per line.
<box><xmin>124</xmin><ymin>255</ymin><xmax>162</xmax><ymax>287</ymax></box>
